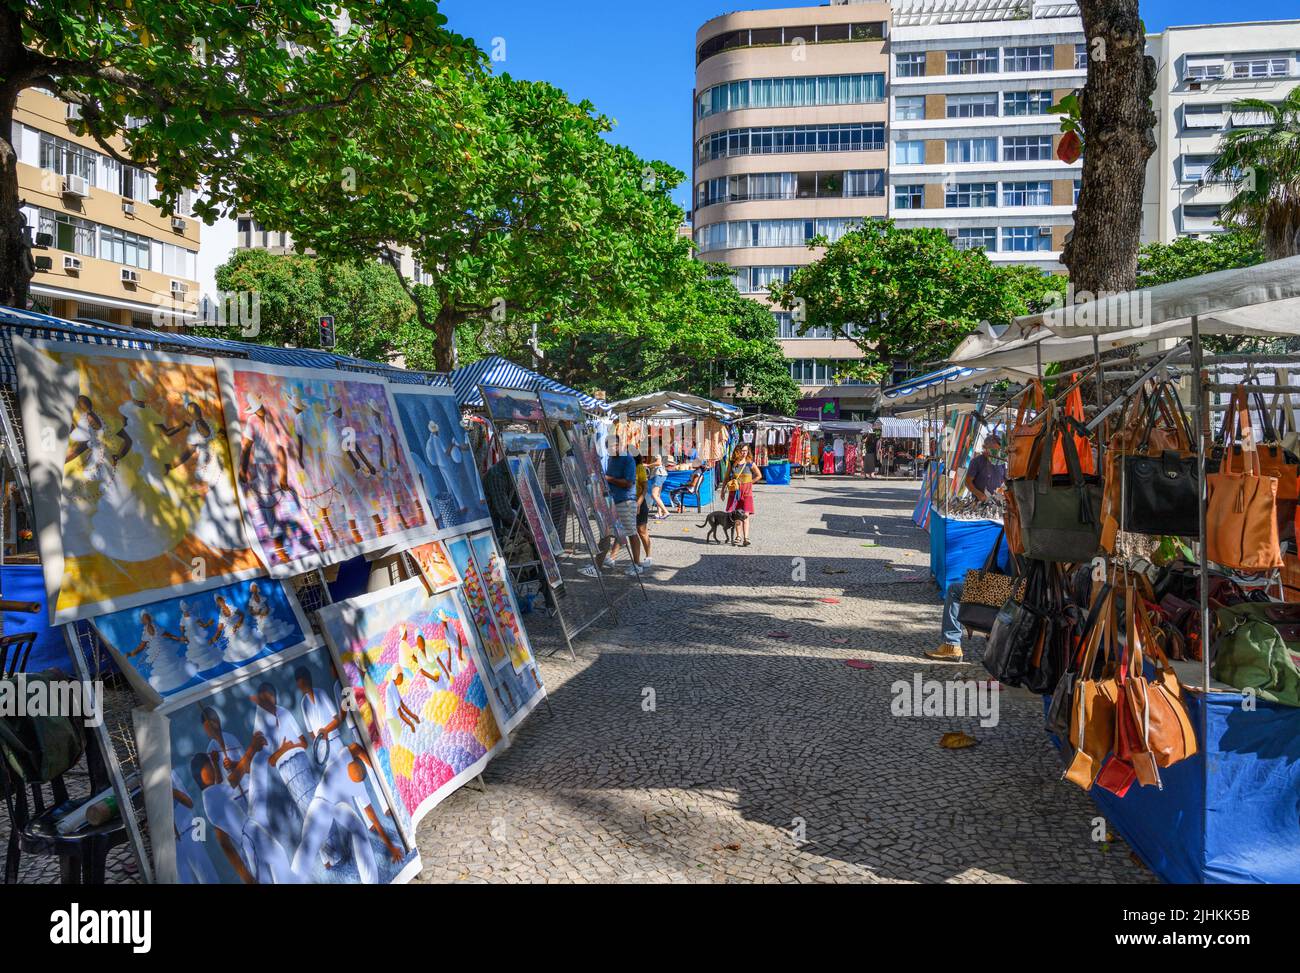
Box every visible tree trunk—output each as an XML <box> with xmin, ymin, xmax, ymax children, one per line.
<box><xmin>0</xmin><ymin>7</ymin><xmax>31</xmax><ymax>310</ymax></box>
<box><xmin>1063</xmin><ymin>0</ymin><xmax>1157</xmax><ymax>296</ymax></box>
<box><xmin>433</xmin><ymin>304</ymin><xmax>459</xmax><ymax>373</ymax></box>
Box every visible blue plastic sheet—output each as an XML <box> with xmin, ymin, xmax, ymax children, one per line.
<box><xmin>1</xmin><ymin>564</ymin><xmax>70</xmax><ymax>673</ymax></box>
<box><xmin>762</xmin><ymin>462</ymin><xmax>791</xmax><ymax>486</ymax></box>
<box><xmin>928</xmin><ymin>512</ymin><xmax>1008</xmax><ymax>595</ymax></box>
<box><xmin>1047</xmin><ymin>692</ymin><xmax>1300</xmax><ymax>883</ymax></box>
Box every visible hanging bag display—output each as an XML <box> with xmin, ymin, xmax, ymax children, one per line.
<box><xmin>1206</xmin><ymin>389</ymin><xmax>1283</xmax><ymax>571</ymax></box>
<box><xmin>1122</xmin><ymin>585</ymin><xmax>1199</xmax><ymax>778</ymax></box>
<box><xmin>1064</xmin><ymin>586</ymin><xmax>1120</xmax><ymax>790</ymax></box>
<box><xmin>1122</xmin><ymin>381</ymin><xmax>1200</xmax><ymax>538</ymax></box>
<box><xmin>957</xmin><ymin>530</ymin><xmax>1022</xmax><ymax>635</ymax></box>
<box><xmin>1047</xmin><ymin>581</ymin><xmax>1111</xmax><ymax>740</ymax></box>
<box><xmin>983</xmin><ymin>560</ymin><xmax>1051</xmax><ymax>688</ymax></box>
<box><xmin>1012</xmin><ymin>416</ymin><xmax>1103</xmax><ymax>563</ymax></box>
<box><xmin>1007</xmin><ymin>382</ymin><xmax>1047</xmax><ymax>481</ymax></box>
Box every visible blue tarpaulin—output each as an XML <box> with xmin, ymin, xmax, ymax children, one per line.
<box><xmin>928</xmin><ymin>511</ymin><xmax>1008</xmax><ymax>594</ymax></box>
<box><xmin>1046</xmin><ymin>692</ymin><xmax>1300</xmax><ymax>883</ymax></box>
<box><xmin>2</xmin><ymin>564</ymin><xmax>69</xmax><ymax>673</ymax></box>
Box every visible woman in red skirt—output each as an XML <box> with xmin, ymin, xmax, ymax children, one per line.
<box><xmin>725</xmin><ymin>444</ymin><xmax>763</xmax><ymax>547</ymax></box>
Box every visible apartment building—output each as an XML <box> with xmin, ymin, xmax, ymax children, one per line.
<box><xmin>13</xmin><ymin>88</ymin><xmax>201</xmax><ymax>327</ymax></box>
<box><xmin>233</xmin><ymin>214</ymin><xmax>433</xmax><ymax>285</ymax></box>
<box><xmin>1142</xmin><ymin>22</ymin><xmax>1300</xmax><ymax>243</ymax></box>
<box><xmin>887</xmin><ymin>0</ymin><xmax>1084</xmax><ymax>271</ymax></box>
<box><xmin>692</xmin><ymin>2</ymin><xmax>892</xmax><ymax>419</ymax></box>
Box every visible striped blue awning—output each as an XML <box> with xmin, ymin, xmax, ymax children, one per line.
<box><xmin>0</xmin><ymin>304</ymin><xmax>449</xmax><ymax>388</ymax></box>
<box><xmin>451</xmin><ymin>355</ymin><xmax>608</xmax><ymax>412</ymax></box>
<box><xmin>882</xmin><ymin>365</ymin><xmax>985</xmax><ymax>400</ymax></box>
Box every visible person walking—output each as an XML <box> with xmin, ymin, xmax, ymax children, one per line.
<box><xmin>635</xmin><ymin>455</ymin><xmax>654</xmax><ymax>567</ymax></box>
<box><xmin>582</xmin><ymin>435</ymin><xmax>642</xmax><ymax>577</ymax></box>
<box><xmin>647</xmin><ymin>454</ymin><xmax>670</xmax><ymax>520</ymax></box>
<box><xmin>724</xmin><ymin>444</ymin><xmax>762</xmax><ymax>547</ymax></box>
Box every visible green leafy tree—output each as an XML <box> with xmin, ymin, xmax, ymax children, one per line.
<box><xmin>1207</xmin><ymin>88</ymin><xmax>1300</xmax><ymax>259</ymax></box>
<box><xmin>240</xmin><ymin>73</ymin><xmax>691</xmax><ymax>371</ymax></box>
<box><xmin>769</xmin><ymin>220</ymin><xmax>1031</xmax><ymax>381</ymax></box>
<box><xmin>214</xmin><ymin>248</ymin><xmax>433</xmax><ymax>367</ymax></box>
<box><xmin>1</xmin><ymin>1</ymin><xmax>479</xmax><ymax>309</ymax></box>
<box><xmin>1136</xmin><ymin>230</ymin><xmax>1264</xmax><ymax>287</ymax></box>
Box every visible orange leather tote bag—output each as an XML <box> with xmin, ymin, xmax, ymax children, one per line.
<box><xmin>1207</xmin><ymin>389</ymin><xmax>1283</xmax><ymax>571</ymax></box>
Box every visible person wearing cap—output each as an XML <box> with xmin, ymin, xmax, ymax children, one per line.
<box><xmin>926</xmin><ymin>434</ymin><xmax>1008</xmax><ymax>662</ymax></box>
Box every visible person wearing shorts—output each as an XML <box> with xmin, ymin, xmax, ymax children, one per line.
<box><xmin>582</xmin><ymin>437</ymin><xmax>642</xmax><ymax>577</ymax></box>
<box><xmin>635</xmin><ymin>456</ymin><xmax>653</xmax><ymax>566</ymax></box>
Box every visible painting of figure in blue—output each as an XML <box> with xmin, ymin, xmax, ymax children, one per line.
<box><xmin>92</xmin><ymin>577</ymin><xmax>312</xmax><ymax>707</ymax></box>
<box><xmin>388</xmin><ymin>386</ymin><xmax>491</xmax><ymax>535</ymax></box>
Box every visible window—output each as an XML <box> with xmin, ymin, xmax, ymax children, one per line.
<box><xmin>697</xmin><ymin>22</ymin><xmax>886</xmax><ymax>65</ymax></box>
<box><xmin>99</xmin><ymin>225</ymin><xmax>152</xmax><ymax>268</ymax></box>
<box><xmin>120</xmin><ymin>164</ymin><xmax>153</xmax><ymax>202</ymax></box>
<box><xmin>1004</xmin><ymin>45</ymin><xmax>1054</xmax><ymax>72</ymax></box>
<box><xmin>1001</xmin><ymin>226</ymin><xmax>1053</xmax><ymax>252</ymax></box>
<box><xmin>1073</xmin><ymin>179</ymin><xmax>1081</xmax><ymax>205</ymax></box>
<box><xmin>1231</xmin><ymin>56</ymin><xmax>1290</xmax><ymax>79</ymax></box>
<box><xmin>788</xmin><ymin>359</ymin><xmax>851</xmax><ymax>385</ymax></box>
<box><xmin>1184</xmin><ymin>56</ymin><xmax>1225</xmax><ymax>81</ymax></box>
<box><xmin>698</xmin><ymin>74</ymin><xmax>885</xmax><ymax>117</ymax></box>
<box><xmin>1180</xmin><ymin>155</ymin><xmax>1219</xmax><ymax>184</ymax></box>
<box><xmin>947</xmin><ymin>137</ymin><xmax>998</xmax><ymax>163</ymax></box>
<box><xmin>747</xmin><ymin>266</ymin><xmax>796</xmax><ymax>293</ymax></box>
<box><xmin>1183</xmin><ymin>104</ymin><xmax>1224</xmax><ymax>129</ymax></box>
<box><xmin>1001</xmin><ymin>180</ymin><xmax>1052</xmax><ymax>206</ymax></box>
<box><xmin>894</xmin><ymin>184</ymin><xmax>925</xmax><ymax>209</ymax></box>
<box><xmin>694</xmin><ymin>218</ymin><xmax>861</xmax><ymax>253</ymax></box>
<box><xmin>161</xmin><ymin>242</ymin><xmax>197</xmax><ymax>279</ymax></box>
<box><xmin>947</xmin><ymin>93</ymin><xmax>998</xmax><ymax>118</ymax></box>
<box><xmin>1075</xmin><ymin>42</ymin><xmax>1088</xmax><ymax>70</ymax></box>
<box><xmin>895</xmin><ymin>95</ymin><xmax>925</xmax><ymax>120</ymax></box>
<box><xmin>1182</xmin><ymin>204</ymin><xmax>1223</xmax><ymax>230</ymax></box>
<box><xmin>947</xmin><ymin>48</ymin><xmax>999</xmax><ymax>75</ymax></box>
<box><xmin>896</xmin><ymin>52</ymin><xmax>926</xmax><ymax>78</ymax></box>
<box><xmin>946</xmin><ymin>182</ymin><xmax>997</xmax><ymax>208</ymax></box>
<box><xmin>1003</xmin><ymin>91</ymin><xmax>1054</xmax><ymax>116</ymax></box>
<box><xmin>1002</xmin><ymin>135</ymin><xmax>1053</xmax><ymax>161</ymax></box>
<box><xmin>697</xmin><ymin>123</ymin><xmax>885</xmax><ymax>163</ymax></box>
<box><xmin>954</xmin><ymin>227</ymin><xmax>997</xmax><ymax>252</ymax></box>
<box><xmin>843</xmin><ymin>170</ymin><xmax>885</xmax><ymax>197</ymax></box>
<box><xmin>39</xmin><ymin>210</ymin><xmax>95</xmax><ymax>257</ymax></box>
<box><xmin>895</xmin><ymin>140</ymin><xmax>925</xmax><ymax>165</ymax></box>
<box><xmin>38</xmin><ymin>132</ymin><xmax>96</xmax><ymax>181</ymax></box>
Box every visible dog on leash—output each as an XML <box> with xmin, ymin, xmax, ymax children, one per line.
<box><xmin>698</xmin><ymin>509</ymin><xmax>748</xmax><ymax>545</ymax></box>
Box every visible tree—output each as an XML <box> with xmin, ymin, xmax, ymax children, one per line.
<box><xmin>1208</xmin><ymin>87</ymin><xmax>1300</xmax><ymax>259</ymax></box>
<box><xmin>238</xmin><ymin>73</ymin><xmax>692</xmax><ymax>371</ymax></box>
<box><xmin>1136</xmin><ymin>230</ymin><xmax>1264</xmax><ymax>287</ymax></box>
<box><xmin>214</xmin><ymin>248</ymin><xmax>435</xmax><ymax>367</ymax></box>
<box><xmin>1</xmin><ymin>1</ymin><xmax>480</xmax><ymax>308</ymax></box>
<box><xmin>1063</xmin><ymin>2</ymin><xmax>1158</xmax><ymax>294</ymax></box>
<box><xmin>769</xmin><ymin>220</ymin><xmax>1032</xmax><ymax>381</ymax></box>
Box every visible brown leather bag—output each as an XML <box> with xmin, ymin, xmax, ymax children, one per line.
<box><xmin>1122</xmin><ymin>586</ymin><xmax>1198</xmax><ymax>772</ymax></box>
<box><xmin>1007</xmin><ymin>382</ymin><xmax>1047</xmax><ymax>481</ymax></box>
<box><xmin>1207</xmin><ymin>389</ymin><xmax>1283</xmax><ymax>571</ymax></box>
<box><xmin>1064</xmin><ymin>587</ymin><xmax>1119</xmax><ymax>790</ymax></box>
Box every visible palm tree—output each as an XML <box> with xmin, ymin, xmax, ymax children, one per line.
<box><xmin>1208</xmin><ymin>88</ymin><xmax>1300</xmax><ymax>259</ymax></box>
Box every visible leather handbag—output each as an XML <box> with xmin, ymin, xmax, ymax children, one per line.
<box><xmin>1121</xmin><ymin>382</ymin><xmax>1200</xmax><ymax>538</ymax></box>
<box><xmin>1007</xmin><ymin>382</ymin><xmax>1047</xmax><ymax>481</ymax></box>
<box><xmin>1025</xmin><ymin>565</ymin><xmax>1073</xmax><ymax>695</ymax></box>
<box><xmin>1209</xmin><ymin>386</ymin><xmax>1300</xmax><ymax>541</ymax></box>
<box><xmin>957</xmin><ymin>529</ymin><xmax>1022</xmax><ymax>634</ymax></box>
<box><xmin>1047</xmin><ymin>582</ymin><xmax>1111</xmax><ymax>740</ymax></box>
<box><xmin>1212</xmin><ymin>602</ymin><xmax>1300</xmax><ymax>706</ymax></box>
<box><xmin>1012</xmin><ymin>417</ymin><xmax>1103</xmax><ymax>563</ymax></box>
<box><xmin>1206</xmin><ymin>389</ymin><xmax>1283</xmax><ymax>571</ymax></box>
<box><xmin>984</xmin><ymin>560</ymin><xmax>1050</xmax><ymax>688</ymax></box>
<box><xmin>1121</xmin><ymin>585</ymin><xmax>1199</xmax><ymax>774</ymax></box>
<box><xmin>1064</xmin><ymin>586</ymin><xmax>1120</xmax><ymax>790</ymax></box>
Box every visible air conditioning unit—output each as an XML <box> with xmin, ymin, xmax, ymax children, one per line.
<box><xmin>170</xmin><ymin>280</ymin><xmax>188</xmax><ymax>296</ymax></box>
<box><xmin>35</xmin><ymin>231</ymin><xmax>52</xmax><ymax>248</ymax></box>
<box><xmin>170</xmin><ymin>216</ymin><xmax>187</xmax><ymax>232</ymax></box>
<box><xmin>62</xmin><ymin>174</ymin><xmax>90</xmax><ymax>199</ymax></box>
<box><xmin>1038</xmin><ymin>226</ymin><xmax>1053</xmax><ymax>236</ymax></box>
<box><xmin>122</xmin><ymin>201</ymin><xmax>135</xmax><ymax>216</ymax></box>
<box><xmin>121</xmin><ymin>268</ymin><xmax>139</xmax><ymax>285</ymax></box>
<box><xmin>65</xmin><ymin>103</ymin><xmax>83</xmax><ymax>121</ymax></box>
<box><xmin>63</xmin><ymin>256</ymin><xmax>82</xmax><ymax>273</ymax></box>
<box><xmin>34</xmin><ymin>256</ymin><xmax>53</xmax><ymax>272</ymax></box>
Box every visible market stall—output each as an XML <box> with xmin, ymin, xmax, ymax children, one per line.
<box><xmin>734</xmin><ymin>414</ymin><xmax>810</xmax><ymax>485</ymax></box>
<box><xmin>949</xmin><ymin>255</ymin><xmax>1300</xmax><ymax>884</ymax></box>
<box><xmin>605</xmin><ymin>390</ymin><xmax>740</xmax><ymax>501</ymax></box>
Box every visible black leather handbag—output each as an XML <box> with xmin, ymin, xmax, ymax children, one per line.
<box><xmin>957</xmin><ymin>529</ymin><xmax>1022</xmax><ymax>635</ymax></box>
<box><xmin>984</xmin><ymin>561</ymin><xmax>1050</xmax><ymax>688</ymax></box>
<box><xmin>1123</xmin><ymin>382</ymin><xmax>1199</xmax><ymax>537</ymax></box>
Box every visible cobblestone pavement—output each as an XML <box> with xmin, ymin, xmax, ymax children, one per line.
<box><xmin>414</xmin><ymin>477</ymin><xmax>1154</xmax><ymax>884</ymax></box>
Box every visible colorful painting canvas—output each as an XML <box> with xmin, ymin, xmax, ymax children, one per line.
<box><xmin>133</xmin><ymin>644</ymin><xmax>420</xmax><ymax>884</ymax></box>
<box><xmin>446</xmin><ymin>532</ymin><xmax>546</xmax><ymax>735</ymax></box>
<box><xmin>216</xmin><ymin>362</ymin><xmax>431</xmax><ymax>576</ymax></box>
<box><xmin>538</xmin><ymin>390</ymin><xmax>586</xmax><ymax>423</ymax></box>
<box><xmin>317</xmin><ymin>579</ymin><xmax>505</xmax><ymax>835</ymax></box>
<box><xmin>407</xmin><ymin>541</ymin><xmax>460</xmax><ymax>592</ymax></box>
<box><xmin>14</xmin><ymin>339</ymin><xmax>263</xmax><ymax>624</ymax></box>
<box><xmin>387</xmin><ymin>385</ymin><xmax>491</xmax><ymax>536</ymax></box>
<box><xmin>480</xmin><ymin>386</ymin><xmax>544</xmax><ymax>423</ymax></box>
<box><xmin>508</xmin><ymin>454</ymin><xmax>563</xmax><ymax>588</ymax></box>
<box><xmin>92</xmin><ymin>577</ymin><xmax>312</xmax><ymax>708</ymax></box>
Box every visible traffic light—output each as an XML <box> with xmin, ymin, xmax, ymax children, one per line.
<box><xmin>319</xmin><ymin>315</ymin><xmax>336</xmax><ymax>349</ymax></box>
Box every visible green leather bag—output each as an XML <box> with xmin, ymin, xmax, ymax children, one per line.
<box><xmin>1212</xmin><ymin>604</ymin><xmax>1300</xmax><ymax>707</ymax></box>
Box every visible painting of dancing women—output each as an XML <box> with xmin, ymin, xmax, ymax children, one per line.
<box><xmin>92</xmin><ymin>578</ymin><xmax>313</xmax><ymax>707</ymax></box>
<box><xmin>134</xmin><ymin>644</ymin><xmax>421</xmax><ymax>884</ymax></box>
<box><xmin>446</xmin><ymin>533</ymin><xmax>547</xmax><ymax>735</ymax></box>
<box><xmin>317</xmin><ymin>579</ymin><xmax>506</xmax><ymax>836</ymax></box>
<box><xmin>13</xmin><ymin>339</ymin><xmax>263</xmax><ymax>624</ymax></box>
<box><xmin>387</xmin><ymin>384</ymin><xmax>491</xmax><ymax>536</ymax></box>
<box><xmin>216</xmin><ymin>362</ymin><xmax>432</xmax><ymax>576</ymax></box>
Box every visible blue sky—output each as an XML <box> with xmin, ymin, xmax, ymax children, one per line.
<box><xmin>441</xmin><ymin>0</ymin><xmax>1297</xmax><ymax>214</ymax></box>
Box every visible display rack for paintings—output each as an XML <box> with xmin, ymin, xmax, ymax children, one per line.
<box><xmin>478</xmin><ymin>384</ymin><xmax>631</xmax><ymax>659</ymax></box>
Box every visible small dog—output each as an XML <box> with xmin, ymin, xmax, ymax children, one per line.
<box><xmin>698</xmin><ymin>509</ymin><xmax>748</xmax><ymax>545</ymax></box>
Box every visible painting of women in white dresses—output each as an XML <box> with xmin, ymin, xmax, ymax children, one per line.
<box><xmin>388</xmin><ymin>385</ymin><xmax>491</xmax><ymax>536</ymax></box>
<box><xmin>14</xmin><ymin>339</ymin><xmax>263</xmax><ymax>624</ymax></box>
<box><xmin>136</xmin><ymin>646</ymin><xmax>420</xmax><ymax>884</ymax></box>
<box><xmin>216</xmin><ymin>362</ymin><xmax>432</xmax><ymax>575</ymax></box>
<box><xmin>91</xmin><ymin>578</ymin><xmax>312</xmax><ymax>707</ymax></box>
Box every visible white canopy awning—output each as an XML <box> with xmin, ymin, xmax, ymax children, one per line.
<box><xmin>605</xmin><ymin>390</ymin><xmax>743</xmax><ymax>420</ymax></box>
